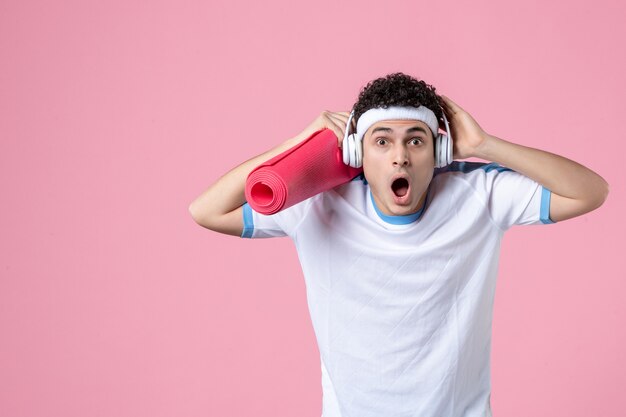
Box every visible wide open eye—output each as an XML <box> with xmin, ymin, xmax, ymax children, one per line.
<box><xmin>376</xmin><ymin>138</ymin><xmax>388</xmax><ymax>146</ymax></box>
<box><xmin>409</xmin><ymin>138</ymin><xmax>423</xmax><ymax>145</ymax></box>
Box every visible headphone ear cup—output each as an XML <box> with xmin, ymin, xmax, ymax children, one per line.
<box><xmin>355</xmin><ymin>136</ymin><xmax>362</xmax><ymax>168</ymax></box>
<box><xmin>442</xmin><ymin>133</ymin><xmax>452</xmax><ymax>166</ymax></box>
<box><xmin>342</xmin><ymin>136</ymin><xmax>350</xmax><ymax>165</ymax></box>
<box><xmin>433</xmin><ymin>134</ymin><xmax>439</xmax><ymax>168</ymax></box>
<box><xmin>347</xmin><ymin>134</ymin><xmax>356</xmax><ymax>168</ymax></box>
<box><xmin>434</xmin><ymin>134</ymin><xmax>443</xmax><ymax>168</ymax></box>
<box><xmin>435</xmin><ymin>133</ymin><xmax>452</xmax><ymax>168</ymax></box>
<box><xmin>438</xmin><ymin>105</ymin><xmax>453</xmax><ymax>168</ymax></box>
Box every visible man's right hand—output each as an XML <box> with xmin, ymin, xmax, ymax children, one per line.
<box><xmin>292</xmin><ymin>111</ymin><xmax>355</xmax><ymax>149</ymax></box>
<box><xmin>189</xmin><ymin>110</ymin><xmax>355</xmax><ymax>237</ymax></box>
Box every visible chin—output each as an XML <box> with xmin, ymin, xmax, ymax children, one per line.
<box><xmin>381</xmin><ymin>194</ymin><xmax>421</xmax><ymax>216</ymax></box>
<box><xmin>392</xmin><ymin>203</ymin><xmax>421</xmax><ymax>216</ymax></box>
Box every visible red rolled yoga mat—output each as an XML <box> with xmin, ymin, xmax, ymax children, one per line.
<box><xmin>245</xmin><ymin>128</ymin><xmax>363</xmax><ymax>215</ymax></box>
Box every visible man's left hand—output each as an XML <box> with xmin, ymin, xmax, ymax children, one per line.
<box><xmin>440</xmin><ymin>95</ymin><xmax>490</xmax><ymax>160</ymax></box>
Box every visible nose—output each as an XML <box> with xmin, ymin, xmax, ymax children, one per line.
<box><xmin>392</xmin><ymin>144</ymin><xmax>409</xmax><ymax>167</ymax></box>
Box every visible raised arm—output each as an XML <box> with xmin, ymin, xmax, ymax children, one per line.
<box><xmin>188</xmin><ymin>111</ymin><xmax>352</xmax><ymax>236</ymax></box>
<box><xmin>440</xmin><ymin>95</ymin><xmax>609</xmax><ymax>223</ymax></box>
<box><xmin>188</xmin><ymin>138</ymin><xmax>300</xmax><ymax>236</ymax></box>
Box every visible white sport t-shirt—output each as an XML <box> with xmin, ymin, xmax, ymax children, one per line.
<box><xmin>240</xmin><ymin>161</ymin><xmax>556</xmax><ymax>417</ymax></box>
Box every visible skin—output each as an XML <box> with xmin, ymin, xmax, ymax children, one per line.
<box><xmin>361</xmin><ymin>119</ymin><xmax>436</xmax><ymax>217</ymax></box>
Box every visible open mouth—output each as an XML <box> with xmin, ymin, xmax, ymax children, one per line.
<box><xmin>391</xmin><ymin>177</ymin><xmax>410</xmax><ymax>197</ymax></box>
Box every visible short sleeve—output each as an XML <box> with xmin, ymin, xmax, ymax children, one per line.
<box><xmin>240</xmin><ymin>195</ymin><xmax>318</xmax><ymax>239</ymax></box>
<box><xmin>473</xmin><ymin>163</ymin><xmax>557</xmax><ymax>230</ymax></box>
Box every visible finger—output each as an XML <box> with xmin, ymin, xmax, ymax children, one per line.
<box><xmin>325</xmin><ymin>111</ymin><xmax>353</xmax><ymax>148</ymax></box>
<box><xmin>440</xmin><ymin>103</ymin><xmax>456</xmax><ymax>124</ymax></box>
<box><xmin>440</xmin><ymin>95</ymin><xmax>452</xmax><ymax>110</ymax></box>
<box><xmin>326</xmin><ymin>112</ymin><xmax>351</xmax><ymax>131</ymax></box>
<box><xmin>327</xmin><ymin>111</ymin><xmax>349</xmax><ymax>122</ymax></box>
<box><xmin>327</xmin><ymin>119</ymin><xmax>347</xmax><ymax>147</ymax></box>
<box><xmin>440</xmin><ymin>95</ymin><xmax>461</xmax><ymax>114</ymax></box>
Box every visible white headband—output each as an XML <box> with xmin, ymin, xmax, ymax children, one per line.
<box><xmin>350</xmin><ymin>105</ymin><xmax>440</xmax><ymax>143</ymax></box>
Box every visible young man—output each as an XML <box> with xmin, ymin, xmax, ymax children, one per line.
<box><xmin>189</xmin><ymin>73</ymin><xmax>608</xmax><ymax>417</ymax></box>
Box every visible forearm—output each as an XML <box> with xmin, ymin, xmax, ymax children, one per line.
<box><xmin>189</xmin><ymin>135</ymin><xmax>302</xmax><ymax>224</ymax></box>
<box><xmin>474</xmin><ymin>133</ymin><xmax>609</xmax><ymax>203</ymax></box>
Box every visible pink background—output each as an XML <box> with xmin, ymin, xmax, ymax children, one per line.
<box><xmin>1</xmin><ymin>0</ymin><xmax>624</xmax><ymax>416</ymax></box>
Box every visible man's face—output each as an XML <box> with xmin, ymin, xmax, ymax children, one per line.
<box><xmin>362</xmin><ymin>119</ymin><xmax>435</xmax><ymax>216</ymax></box>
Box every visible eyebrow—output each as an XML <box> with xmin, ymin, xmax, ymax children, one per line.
<box><xmin>371</xmin><ymin>126</ymin><xmax>429</xmax><ymax>136</ymax></box>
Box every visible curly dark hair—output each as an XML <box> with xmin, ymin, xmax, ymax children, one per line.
<box><xmin>351</xmin><ymin>72</ymin><xmax>444</xmax><ymax>135</ymax></box>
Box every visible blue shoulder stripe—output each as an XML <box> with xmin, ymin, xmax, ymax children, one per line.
<box><xmin>540</xmin><ymin>187</ymin><xmax>556</xmax><ymax>224</ymax></box>
<box><xmin>241</xmin><ymin>203</ymin><xmax>255</xmax><ymax>238</ymax></box>
<box><xmin>436</xmin><ymin>161</ymin><xmax>556</xmax><ymax>224</ymax></box>
<box><xmin>435</xmin><ymin>161</ymin><xmax>513</xmax><ymax>175</ymax></box>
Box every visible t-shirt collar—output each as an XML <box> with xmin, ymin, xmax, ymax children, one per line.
<box><xmin>368</xmin><ymin>188</ymin><xmax>428</xmax><ymax>225</ymax></box>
